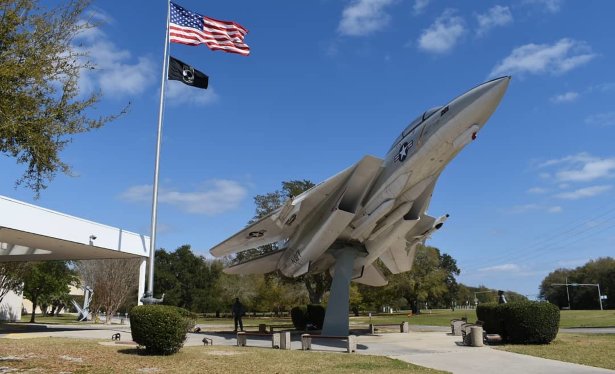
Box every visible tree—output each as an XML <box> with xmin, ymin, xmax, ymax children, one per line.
<box><xmin>0</xmin><ymin>0</ymin><xmax>125</xmax><ymax>196</ymax></box>
<box><xmin>0</xmin><ymin>262</ymin><xmax>28</xmax><ymax>304</ymax></box>
<box><xmin>22</xmin><ymin>261</ymin><xmax>78</xmax><ymax>322</ymax></box>
<box><xmin>75</xmin><ymin>258</ymin><xmax>141</xmax><ymax>323</ymax></box>
<box><xmin>540</xmin><ymin>257</ymin><xmax>614</xmax><ymax>309</ymax></box>
<box><xmin>154</xmin><ymin>245</ymin><xmax>224</xmax><ymax>313</ymax></box>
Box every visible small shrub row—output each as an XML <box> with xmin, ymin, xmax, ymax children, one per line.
<box><xmin>130</xmin><ymin>305</ymin><xmax>193</xmax><ymax>355</ymax></box>
<box><xmin>477</xmin><ymin>301</ymin><xmax>560</xmax><ymax>344</ymax></box>
<box><xmin>291</xmin><ymin>304</ymin><xmax>326</xmax><ymax>330</ymax></box>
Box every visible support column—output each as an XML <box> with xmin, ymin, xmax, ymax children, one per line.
<box><xmin>322</xmin><ymin>248</ymin><xmax>360</xmax><ymax>336</ymax></box>
<box><xmin>137</xmin><ymin>259</ymin><xmax>147</xmax><ymax>306</ymax></box>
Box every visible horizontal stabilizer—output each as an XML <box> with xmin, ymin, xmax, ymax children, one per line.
<box><xmin>379</xmin><ymin>238</ymin><xmax>418</xmax><ymax>274</ymax></box>
<box><xmin>352</xmin><ymin>264</ymin><xmax>388</xmax><ymax>287</ymax></box>
<box><xmin>224</xmin><ymin>249</ymin><xmax>285</xmax><ymax>275</ymax></box>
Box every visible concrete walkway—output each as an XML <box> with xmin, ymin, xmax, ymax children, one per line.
<box><xmin>1</xmin><ymin>323</ymin><xmax>613</xmax><ymax>374</ymax></box>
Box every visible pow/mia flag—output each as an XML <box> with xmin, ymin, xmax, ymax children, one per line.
<box><xmin>168</xmin><ymin>56</ymin><xmax>208</xmax><ymax>89</ymax></box>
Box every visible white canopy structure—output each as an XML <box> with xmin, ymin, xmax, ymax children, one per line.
<box><xmin>0</xmin><ymin>195</ymin><xmax>149</xmax><ymax>321</ymax></box>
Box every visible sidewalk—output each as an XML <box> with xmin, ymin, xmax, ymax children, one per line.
<box><xmin>2</xmin><ymin>323</ymin><xmax>613</xmax><ymax>374</ymax></box>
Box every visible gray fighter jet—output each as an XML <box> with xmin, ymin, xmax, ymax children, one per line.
<box><xmin>210</xmin><ymin>76</ymin><xmax>511</xmax><ymax>334</ymax></box>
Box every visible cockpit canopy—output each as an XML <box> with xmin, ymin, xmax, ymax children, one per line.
<box><xmin>388</xmin><ymin>106</ymin><xmax>442</xmax><ymax>152</ymax></box>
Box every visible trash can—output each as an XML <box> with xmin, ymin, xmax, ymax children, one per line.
<box><xmin>470</xmin><ymin>326</ymin><xmax>484</xmax><ymax>347</ymax></box>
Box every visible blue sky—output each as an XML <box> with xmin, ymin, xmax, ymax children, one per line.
<box><xmin>2</xmin><ymin>0</ymin><xmax>615</xmax><ymax>297</ymax></box>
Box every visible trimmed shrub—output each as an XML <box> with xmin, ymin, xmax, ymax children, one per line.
<box><xmin>500</xmin><ymin>301</ymin><xmax>560</xmax><ymax>344</ymax></box>
<box><xmin>306</xmin><ymin>304</ymin><xmax>326</xmax><ymax>329</ymax></box>
<box><xmin>130</xmin><ymin>305</ymin><xmax>191</xmax><ymax>355</ymax></box>
<box><xmin>291</xmin><ymin>306</ymin><xmax>307</xmax><ymax>330</ymax></box>
<box><xmin>477</xmin><ymin>301</ymin><xmax>559</xmax><ymax>344</ymax></box>
<box><xmin>476</xmin><ymin>303</ymin><xmax>504</xmax><ymax>336</ymax></box>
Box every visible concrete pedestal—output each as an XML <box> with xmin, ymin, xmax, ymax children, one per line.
<box><xmin>322</xmin><ymin>248</ymin><xmax>360</xmax><ymax>336</ymax></box>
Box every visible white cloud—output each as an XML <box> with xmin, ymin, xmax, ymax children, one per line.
<box><xmin>547</xmin><ymin>206</ymin><xmax>563</xmax><ymax>213</ymax></box>
<box><xmin>120</xmin><ymin>180</ymin><xmax>247</xmax><ymax>215</ymax></box>
<box><xmin>527</xmin><ymin>187</ymin><xmax>549</xmax><ymax>194</ymax></box>
<box><xmin>166</xmin><ymin>81</ymin><xmax>219</xmax><ymax>106</ymax></box>
<box><xmin>338</xmin><ymin>0</ymin><xmax>395</xmax><ymax>36</ymax></box>
<box><xmin>542</xmin><ymin>154</ymin><xmax>615</xmax><ymax>182</ymax></box>
<box><xmin>524</xmin><ymin>0</ymin><xmax>563</xmax><ymax>13</ymax></box>
<box><xmin>550</xmin><ymin>91</ymin><xmax>579</xmax><ymax>104</ymax></box>
<box><xmin>475</xmin><ymin>5</ymin><xmax>513</xmax><ymax>37</ymax></box>
<box><xmin>490</xmin><ymin>38</ymin><xmax>596</xmax><ymax>77</ymax></box>
<box><xmin>479</xmin><ymin>263</ymin><xmax>520</xmax><ymax>272</ymax></box>
<box><xmin>413</xmin><ymin>0</ymin><xmax>431</xmax><ymax>14</ymax></box>
<box><xmin>555</xmin><ymin>185</ymin><xmax>612</xmax><ymax>200</ymax></box>
<box><xmin>74</xmin><ymin>20</ymin><xmax>155</xmax><ymax>97</ymax></box>
<box><xmin>417</xmin><ymin>9</ymin><xmax>466</xmax><ymax>54</ymax></box>
<box><xmin>507</xmin><ymin>204</ymin><xmax>562</xmax><ymax>214</ymax></box>
<box><xmin>585</xmin><ymin>112</ymin><xmax>615</xmax><ymax>127</ymax></box>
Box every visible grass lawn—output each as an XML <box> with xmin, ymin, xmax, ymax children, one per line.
<box><xmin>559</xmin><ymin>310</ymin><xmax>615</xmax><ymax>328</ymax></box>
<box><xmin>195</xmin><ymin>316</ymin><xmax>292</xmax><ymax>327</ymax></box>
<box><xmin>0</xmin><ymin>338</ymin><xmax>446</xmax><ymax>374</ymax></box>
<box><xmin>351</xmin><ymin>309</ymin><xmax>477</xmax><ymax>327</ymax></box>
<box><xmin>19</xmin><ymin>314</ymin><xmax>84</xmax><ymax>324</ymax></box>
<box><xmin>497</xmin><ymin>333</ymin><xmax>615</xmax><ymax>371</ymax></box>
<box><xmin>353</xmin><ymin>309</ymin><xmax>615</xmax><ymax>328</ymax></box>
<box><xmin>16</xmin><ymin>309</ymin><xmax>615</xmax><ymax>330</ymax></box>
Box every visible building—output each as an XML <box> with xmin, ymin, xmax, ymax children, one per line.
<box><xmin>0</xmin><ymin>195</ymin><xmax>150</xmax><ymax>321</ymax></box>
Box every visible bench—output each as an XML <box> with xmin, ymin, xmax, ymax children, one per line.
<box><xmin>301</xmin><ymin>334</ymin><xmax>357</xmax><ymax>353</ymax></box>
<box><xmin>237</xmin><ymin>331</ymin><xmax>283</xmax><ymax>349</ymax></box>
<box><xmin>450</xmin><ymin>318</ymin><xmax>467</xmax><ymax>336</ymax></box>
<box><xmin>369</xmin><ymin>322</ymin><xmax>409</xmax><ymax>334</ymax></box>
<box><xmin>269</xmin><ymin>324</ymin><xmax>295</xmax><ymax>333</ymax></box>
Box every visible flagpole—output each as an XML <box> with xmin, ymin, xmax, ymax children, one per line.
<box><xmin>143</xmin><ymin>0</ymin><xmax>171</xmax><ymax>303</ymax></box>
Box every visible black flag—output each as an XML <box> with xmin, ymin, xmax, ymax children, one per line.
<box><xmin>168</xmin><ymin>56</ymin><xmax>209</xmax><ymax>89</ymax></box>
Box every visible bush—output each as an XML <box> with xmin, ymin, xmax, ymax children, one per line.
<box><xmin>130</xmin><ymin>305</ymin><xmax>191</xmax><ymax>355</ymax></box>
<box><xmin>476</xmin><ymin>303</ymin><xmax>504</xmax><ymax>336</ymax></box>
<box><xmin>500</xmin><ymin>301</ymin><xmax>560</xmax><ymax>344</ymax></box>
<box><xmin>477</xmin><ymin>301</ymin><xmax>559</xmax><ymax>344</ymax></box>
<box><xmin>291</xmin><ymin>306</ymin><xmax>307</xmax><ymax>330</ymax></box>
<box><xmin>306</xmin><ymin>304</ymin><xmax>326</xmax><ymax>329</ymax></box>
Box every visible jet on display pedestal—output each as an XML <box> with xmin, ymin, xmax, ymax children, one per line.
<box><xmin>210</xmin><ymin>76</ymin><xmax>511</xmax><ymax>335</ymax></box>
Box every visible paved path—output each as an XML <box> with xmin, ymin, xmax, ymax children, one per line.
<box><xmin>1</xmin><ymin>323</ymin><xmax>613</xmax><ymax>373</ymax></box>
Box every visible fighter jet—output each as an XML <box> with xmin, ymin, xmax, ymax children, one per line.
<box><xmin>210</xmin><ymin>76</ymin><xmax>510</xmax><ymax>334</ymax></box>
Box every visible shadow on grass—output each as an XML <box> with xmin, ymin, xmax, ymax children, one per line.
<box><xmin>117</xmin><ymin>348</ymin><xmax>147</xmax><ymax>356</ymax></box>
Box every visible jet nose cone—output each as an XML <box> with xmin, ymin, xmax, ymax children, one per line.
<box><xmin>451</xmin><ymin>76</ymin><xmax>511</xmax><ymax>129</ymax></box>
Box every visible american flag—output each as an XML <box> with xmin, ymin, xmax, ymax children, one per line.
<box><xmin>169</xmin><ymin>2</ymin><xmax>250</xmax><ymax>56</ymax></box>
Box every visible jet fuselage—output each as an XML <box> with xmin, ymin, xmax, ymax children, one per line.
<box><xmin>277</xmin><ymin>76</ymin><xmax>511</xmax><ymax>279</ymax></box>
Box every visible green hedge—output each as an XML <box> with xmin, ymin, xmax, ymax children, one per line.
<box><xmin>306</xmin><ymin>304</ymin><xmax>326</xmax><ymax>329</ymax></box>
<box><xmin>291</xmin><ymin>304</ymin><xmax>327</xmax><ymax>330</ymax></box>
<box><xmin>476</xmin><ymin>303</ymin><xmax>504</xmax><ymax>336</ymax></box>
<box><xmin>477</xmin><ymin>301</ymin><xmax>559</xmax><ymax>344</ymax></box>
<box><xmin>130</xmin><ymin>305</ymin><xmax>192</xmax><ymax>355</ymax></box>
<box><xmin>501</xmin><ymin>301</ymin><xmax>560</xmax><ymax>344</ymax></box>
<box><xmin>291</xmin><ymin>306</ymin><xmax>307</xmax><ymax>330</ymax></box>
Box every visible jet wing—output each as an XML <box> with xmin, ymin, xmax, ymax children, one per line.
<box><xmin>210</xmin><ymin>155</ymin><xmax>383</xmax><ymax>258</ymax></box>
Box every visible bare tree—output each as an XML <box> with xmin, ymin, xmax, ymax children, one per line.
<box><xmin>75</xmin><ymin>258</ymin><xmax>141</xmax><ymax>324</ymax></box>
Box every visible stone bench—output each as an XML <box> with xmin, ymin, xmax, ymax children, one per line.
<box><xmin>369</xmin><ymin>322</ymin><xmax>409</xmax><ymax>334</ymax></box>
<box><xmin>450</xmin><ymin>318</ymin><xmax>467</xmax><ymax>336</ymax></box>
<box><xmin>300</xmin><ymin>334</ymin><xmax>357</xmax><ymax>353</ymax></box>
<box><xmin>236</xmin><ymin>331</ymin><xmax>290</xmax><ymax>349</ymax></box>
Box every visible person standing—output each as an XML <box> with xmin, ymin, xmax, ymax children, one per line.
<box><xmin>232</xmin><ymin>297</ymin><xmax>244</xmax><ymax>332</ymax></box>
